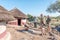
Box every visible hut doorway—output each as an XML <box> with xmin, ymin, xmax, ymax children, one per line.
<box><xmin>18</xmin><ymin>19</ymin><xmax>21</xmax><ymax>26</ymax></box>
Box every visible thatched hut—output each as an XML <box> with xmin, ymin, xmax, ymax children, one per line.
<box><xmin>9</xmin><ymin>8</ymin><xmax>28</xmax><ymax>26</ymax></box>
<box><xmin>0</xmin><ymin>6</ymin><xmax>15</xmax><ymax>25</ymax></box>
<box><xmin>0</xmin><ymin>6</ymin><xmax>15</xmax><ymax>40</ymax></box>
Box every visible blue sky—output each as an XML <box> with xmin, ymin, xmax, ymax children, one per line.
<box><xmin>0</xmin><ymin>0</ymin><xmax>59</xmax><ymax>17</ymax></box>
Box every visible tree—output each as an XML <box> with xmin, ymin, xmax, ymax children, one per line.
<box><xmin>27</xmin><ymin>14</ymin><xmax>35</xmax><ymax>21</ymax></box>
<box><xmin>46</xmin><ymin>0</ymin><xmax>60</xmax><ymax>13</ymax></box>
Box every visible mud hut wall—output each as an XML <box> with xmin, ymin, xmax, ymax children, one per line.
<box><xmin>8</xmin><ymin>18</ymin><xmax>27</xmax><ymax>26</ymax></box>
<box><xmin>8</xmin><ymin>19</ymin><xmax>18</xmax><ymax>25</ymax></box>
<box><xmin>21</xmin><ymin>19</ymin><xmax>27</xmax><ymax>26</ymax></box>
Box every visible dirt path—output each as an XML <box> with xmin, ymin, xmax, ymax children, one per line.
<box><xmin>6</xmin><ymin>26</ymin><xmax>59</xmax><ymax>40</ymax></box>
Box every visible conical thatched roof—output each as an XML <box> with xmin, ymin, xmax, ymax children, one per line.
<box><xmin>10</xmin><ymin>8</ymin><xmax>28</xmax><ymax>18</ymax></box>
<box><xmin>0</xmin><ymin>6</ymin><xmax>15</xmax><ymax>22</ymax></box>
<box><xmin>0</xmin><ymin>6</ymin><xmax>7</xmax><ymax>11</ymax></box>
<box><xmin>0</xmin><ymin>11</ymin><xmax>15</xmax><ymax>22</ymax></box>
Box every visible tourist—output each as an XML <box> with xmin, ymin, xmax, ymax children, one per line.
<box><xmin>40</xmin><ymin>14</ymin><xmax>45</xmax><ymax>27</ymax></box>
<box><xmin>39</xmin><ymin>14</ymin><xmax>46</xmax><ymax>36</ymax></box>
<box><xmin>34</xmin><ymin>16</ymin><xmax>37</xmax><ymax>28</ymax></box>
<box><xmin>46</xmin><ymin>15</ymin><xmax>51</xmax><ymax>33</ymax></box>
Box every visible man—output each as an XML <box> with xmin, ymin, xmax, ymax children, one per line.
<box><xmin>40</xmin><ymin>14</ymin><xmax>44</xmax><ymax>27</ymax></box>
<box><xmin>34</xmin><ymin>16</ymin><xmax>37</xmax><ymax>28</ymax></box>
<box><xmin>46</xmin><ymin>15</ymin><xmax>51</xmax><ymax>33</ymax></box>
<box><xmin>46</xmin><ymin>15</ymin><xmax>51</xmax><ymax>26</ymax></box>
<box><xmin>40</xmin><ymin>14</ymin><xmax>46</xmax><ymax>35</ymax></box>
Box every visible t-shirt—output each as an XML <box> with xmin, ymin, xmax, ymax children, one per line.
<box><xmin>40</xmin><ymin>16</ymin><xmax>44</xmax><ymax>25</ymax></box>
<box><xmin>46</xmin><ymin>18</ymin><xmax>51</xmax><ymax>24</ymax></box>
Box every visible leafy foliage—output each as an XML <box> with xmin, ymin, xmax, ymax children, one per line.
<box><xmin>46</xmin><ymin>1</ymin><xmax>60</xmax><ymax>13</ymax></box>
<box><xmin>27</xmin><ymin>14</ymin><xmax>35</xmax><ymax>21</ymax></box>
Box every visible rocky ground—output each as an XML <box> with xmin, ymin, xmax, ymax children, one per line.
<box><xmin>6</xmin><ymin>25</ymin><xmax>60</xmax><ymax>40</ymax></box>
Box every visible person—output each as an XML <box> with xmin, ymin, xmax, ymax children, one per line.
<box><xmin>39</xmin><ymin>14</ymin><xmax>45</xmax><ymax>29</ymax></box>
<box><xmin>46</xmin><ymin>15</ymin><xmax>51</xmax><ymax>33</ymax></box>
<box><xmin>40</xmin><ymin>14</ymin><xmax>45</xmax><ymax>27</ymax></box>
<box><xmin>34</xmin><ymin>16</ymin><xmax>37</xmax><ymax>28</ymax></box>
<box><xmin>39</xmin><ymin>14</ymin><xmax>46</xmax><ymax>36</ymax></box>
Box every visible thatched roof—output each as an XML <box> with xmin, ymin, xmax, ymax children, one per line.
<box><xmin>0</xmin><ymin>6</ymin><xmax>7</xmax><ymax>11</ymax></box>
<box><xmin>10</xmin><ymin>8</ymin><xmax>28</xmax><ymax>18</ymax></box>
<box><xmin>0</xmin><ymin>6</ymin><xmax>15</xmax><ymax>22</ymax></box>
<box><xmin>0</xmin><ymin>11</ymin><xmax>15</xmax><ymax>22</ymax></box>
